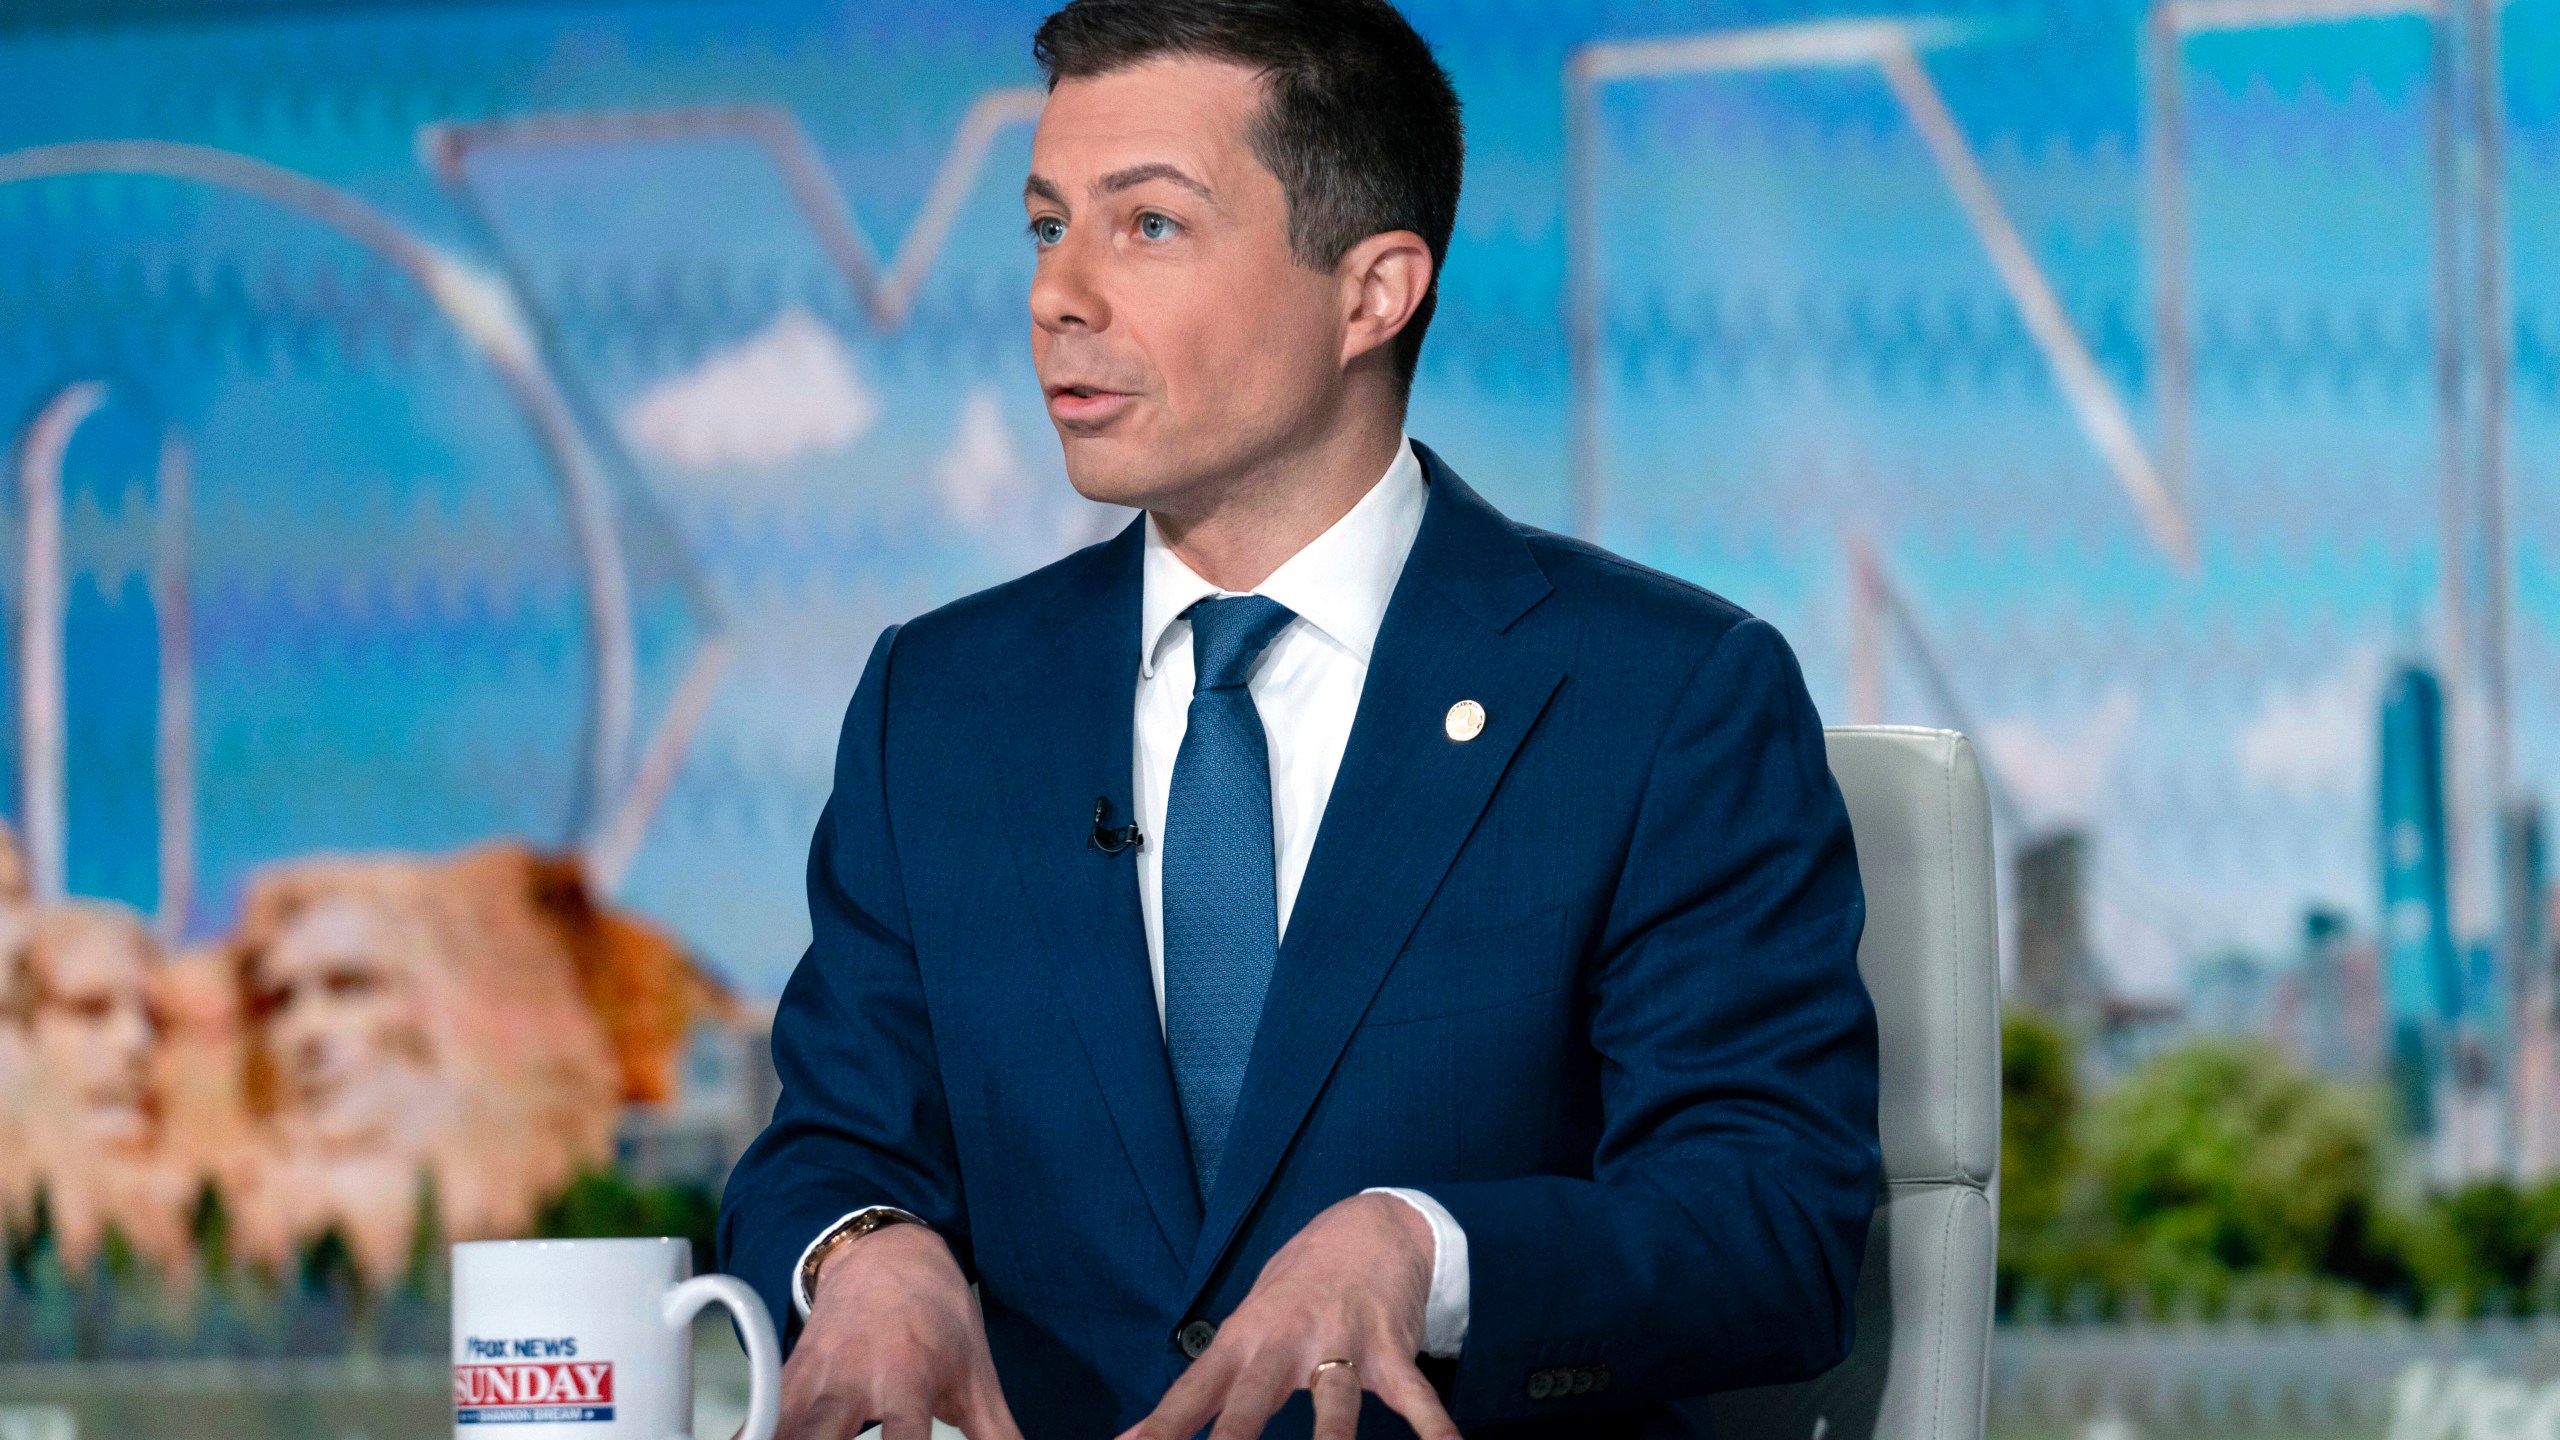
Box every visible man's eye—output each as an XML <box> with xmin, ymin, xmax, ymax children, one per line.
<box><xmin>1030</xmin><ymin>216</ymin><xmax>1066</xmax><ymax>246</ymax></box>
<box><xmin>1137</xmin><ymin>212</ymin><xmax>1178</xmax><ymax>241</ymax></box>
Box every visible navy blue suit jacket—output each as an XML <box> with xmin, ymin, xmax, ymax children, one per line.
<box><xmin>719</xmin><ymin>445</ymin><xmax>1880</xmax><ymax>1438</ymax></box>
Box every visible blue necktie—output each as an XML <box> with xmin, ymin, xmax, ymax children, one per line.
<box><xmin>1162</xmin><ymin>594</ymin><xmax>1298</xmax><ymax>1196</ymax></box>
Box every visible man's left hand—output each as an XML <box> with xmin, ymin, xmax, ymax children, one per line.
<box><xmin>1118</xmin><ymin>1192</ymin><xmax>1460</xmax><ymax>1440</ymax></box>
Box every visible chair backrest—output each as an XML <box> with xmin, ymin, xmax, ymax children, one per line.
<box><xmin>1708</xmin><ymin>726</ymin><xmax>2001</xmax><ymax>1440</ymax></box>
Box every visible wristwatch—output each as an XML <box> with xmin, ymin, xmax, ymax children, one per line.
<box><xmin>797</xmin><ymin>1207</ymin><xmax>927</xmax><ymax>1313</ymax></box>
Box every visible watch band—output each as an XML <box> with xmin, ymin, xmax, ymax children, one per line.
<box><xmin>795</xmin><ymin>1206</ymin><xmax>926</xmax><ymax>1315</ymax></box>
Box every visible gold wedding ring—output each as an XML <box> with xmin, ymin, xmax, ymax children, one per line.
<box><xmin>1310</xmin><ymin>1358</ymin><xmax>1360</xmax><ymax>1386</ymax></box>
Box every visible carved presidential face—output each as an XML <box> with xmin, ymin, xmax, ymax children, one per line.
<box><xmin>251</xmin><ymin>894</ymin><xmax>439</xmax><ymax>1155</ymax></box>
<box><xmin>0</xmin><ymin>903</ymin><xmax>35</xmax><ymax>1093</ymax></box>
<box><xmin>27</xmin><ymin>907</ymin><xmax>159</xmax><ymax>1150</ymax></box>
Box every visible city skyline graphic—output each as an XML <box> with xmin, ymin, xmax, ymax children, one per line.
<box><xmin>0</xmin><ymin>0</ymin><xmax>2553</xmax><ymax>1004</ymax></box>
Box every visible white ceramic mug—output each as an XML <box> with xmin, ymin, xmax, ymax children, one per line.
<box><xmin>453</xmin><ymin>1237</ymin><xmax>779</xmax><ymax>1440</ymax></box>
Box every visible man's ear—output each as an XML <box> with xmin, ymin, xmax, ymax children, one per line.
<box><xmin>1338</xmin><ymin>229</ymin><xmax>1434</xmax><ymax>371</ymax></box>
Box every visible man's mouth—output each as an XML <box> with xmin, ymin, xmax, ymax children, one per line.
<box><xmin>1044</xmin><ymin>383</ymin><xmax>1136</xmax><ymax>427</ymax></box>
<box><xmin>84</xmin><ymin>1081</ymin><xmax>146</xmax><ymax>1112</ymax></box>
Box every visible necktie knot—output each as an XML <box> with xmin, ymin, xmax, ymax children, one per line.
<box><xmin>1185</xmin><ymin>595</ymin><xmax>1296</xmax><ymax>691</ymax></box>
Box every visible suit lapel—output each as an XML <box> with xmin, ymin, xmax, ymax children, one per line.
<box><xmin>991</xmin><ymin>519</ymin><xmax>1204</xmax><ymax>1268</ymax></box>
<box><xmin>1182</xmin><ymin>450</ymin><xmax>1563</xmax><ymax>1301</ymax></box>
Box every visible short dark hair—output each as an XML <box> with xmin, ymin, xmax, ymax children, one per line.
<box><xmin>1033</xmin><ymin>0</ymin><xmax>1464</xmax><ymax>391</ymax></box>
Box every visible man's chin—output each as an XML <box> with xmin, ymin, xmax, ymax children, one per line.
<box><xmin>1059</xmin><ymin>439</ymin><xmax>1181</xmax><ymax>512</ymax></box>
<box><xmin>287</xmin><ymin>1108</ymin><xmax>397</xmax><ymax>1157</ymax></box>
<box><xmin>70</xmin><ymin>1097</ymin><xmax>152</xmax><ymax>1148</ymax></box>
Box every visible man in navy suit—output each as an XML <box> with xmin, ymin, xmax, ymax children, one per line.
<box><xmin>717</xmin><ymin>2</ymin><xmax>1880</xmax><ymax>1436</ymax></box>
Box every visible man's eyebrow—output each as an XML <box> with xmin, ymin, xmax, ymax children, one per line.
<box><xmin>1094</xmin><ymin>163</ymin><xmax>1215</xmax><ymax>202</ymax></box>
<box><xmin>1023</xmin><ymin>173</ymin><xmax>1068</xmax><ymax>208</ymax></box>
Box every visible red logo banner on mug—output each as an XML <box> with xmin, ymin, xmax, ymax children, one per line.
<box><xmin>455</xmin><ymin>1359</ymin><xmax>617</xmax><ymax>1423</ymax></box>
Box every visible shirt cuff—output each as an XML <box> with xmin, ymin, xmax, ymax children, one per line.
<box><xmin>1365</xmin><ymin>1187</ymin><xmax>1469</xmax><ymax>1358</ymax></box>
<box><xmin>791</xmin><ymin>1206</ymin><xmax>909</xmax><ymax>1320</ymax></box>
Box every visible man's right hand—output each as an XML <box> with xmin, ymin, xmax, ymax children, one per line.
<box><xmin>780</xmin><ymin>1222</ymin><xmax>1024</xmax><ymax>1440</ymax></box>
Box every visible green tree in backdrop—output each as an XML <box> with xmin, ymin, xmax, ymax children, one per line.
<box><xmin>2083</xmin><ymin>1039</ymin><xmax>2384</xmax><ymax>1299</ymax></box>
<box><xmin>1997</xmin><ymin>1015</ymin><xmax>2430</xmax><ymax>1313</ymax></box>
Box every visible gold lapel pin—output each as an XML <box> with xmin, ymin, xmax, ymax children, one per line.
<box><xmin>1444</xmin><ymin>699</ymin><xmax>1486</xmax><ymax>743</ymax></box>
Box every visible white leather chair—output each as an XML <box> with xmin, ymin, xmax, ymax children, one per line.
<box><xmin>1708</xmin><ymin>727</ymin><xmax>2001</xmax><ymax>1440</ymax></box>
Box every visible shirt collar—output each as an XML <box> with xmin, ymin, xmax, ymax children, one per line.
<box><xmin>1140</xmin><ymin>436</ymin><xmax>1427</xmax><ymax>679</ymax></box>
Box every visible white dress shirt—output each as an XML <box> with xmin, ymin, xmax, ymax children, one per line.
<box><xmin>798</xmin><ymin>438</ymin><xmax>1470</xmax><ymax>1358</ymax></box>
<box><xmin>1132</xmin><ymin>436</ymin><xmax>1466</xmax><ymax>1359</ymax></box>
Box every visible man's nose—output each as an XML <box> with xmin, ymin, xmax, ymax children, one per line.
<box><xmin>108</xmin><ymin>1005</ymin><xmax>151</xmax><ymax>1055</ymax></box>
<box><xmin>1029</xmin><ymin>236</ymin><xmax>1108</xmax><ymax>335</ymax></box>
<box><xmin>278</xmin><ymin>1013</ymin><xmax>330</xmax><ymax>1054</ymax></box>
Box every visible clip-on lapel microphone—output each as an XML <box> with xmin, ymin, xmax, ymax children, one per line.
<box><xmin>1089</xmin><ymin>796</ymin><xmax>1142</xmax><ymax>855</ymax></box>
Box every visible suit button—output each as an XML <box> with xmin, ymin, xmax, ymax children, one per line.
<box><xmin>1175</xmin><ymin>1320</ymin><xmax>1218</xmax><ymax>1359</ymax></box>
<box><xmin>1592</xmin><ymin>1363</ymin><xmax>1611</xmax><ymax>1393</ymax></box>
<box><xmin>1570</xmin><ymin>1367</ymin><xmax>1594</xmax><ymax>1395</ymax></box>
<box><xmin>1526</xmin><ymin>1369</ymin><xmax>1555</xmax><ymax>1400</ymax></box>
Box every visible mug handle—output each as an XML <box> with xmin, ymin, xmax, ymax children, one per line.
<box><xmin>662</xmin><ymin>1274</ymin><xmax>782</xmax><ymax>1440</ymax></box>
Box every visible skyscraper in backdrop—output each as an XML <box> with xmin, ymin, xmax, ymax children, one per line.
<box><xmin>2377</xmin><ymin>661</ymin><xmax>2480</xmax><ymax>1175</ymax></box>
<box><xmin>2506</xmin><ymin>803</ymin><xmax>2559</xmax><ymax>1172</ymax></box>
<box><xmin>2016</xmin><ymin>831</ymin><xmax>2100</xmax><ymax>1029</ymax></box>
<box><xmin>2277</xmin><ymin>907</ymin><xmax>2381</xmax><ymax>1083</ymax></box>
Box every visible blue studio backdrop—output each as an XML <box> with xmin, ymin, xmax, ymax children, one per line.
<box><xmin>0</xmin><ymin>0</ymin><xmax>2553</xmax><ymax>1000</ymax></box>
